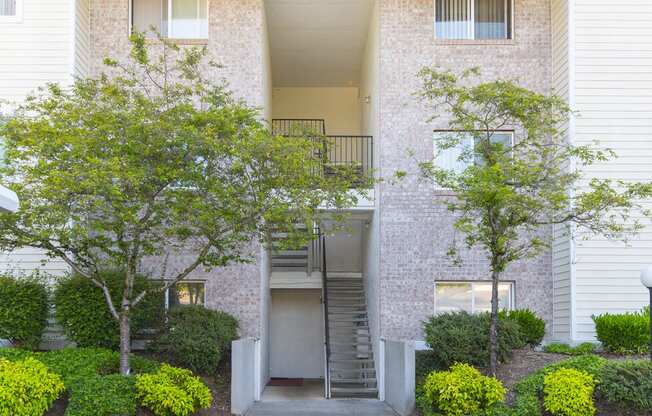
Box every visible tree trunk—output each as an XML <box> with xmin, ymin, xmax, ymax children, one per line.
<box><xmin>119</xmin><ymin>311</ymin><xmax>131</xmax><ymax>376</ymax></box>
<box><xmin>489</xmin><ymin>270</ymin><xmax>500</xmax><ymax>376</ymax></box>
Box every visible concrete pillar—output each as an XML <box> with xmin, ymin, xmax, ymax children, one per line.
<box><xmin>231</xmin><ymin>338</ymin><xmax>260</xmax><ymax>415</ymax></box>
<box><xmin>383</xmin><ymin>340</ymin><xmax>415</xmax><ymax>416</ymax></box>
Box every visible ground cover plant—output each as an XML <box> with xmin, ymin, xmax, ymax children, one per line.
<box><xmin>543</xmin><ymin>342</ymin><xmax>596</xmax><ymax>356</ymax></box>
<box><xmin>0</xmin><ymin>347</ymin><xmax>216</xmax><ymax>416</ymax></box>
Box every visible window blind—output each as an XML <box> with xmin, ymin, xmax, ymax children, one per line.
<box><xmin>0</xmin><ymin>0</ymin><xmax>16</xmax><ymax>16</ymax></box>
<box><xmin>435</xmin><ymin>0</ymin><xmax>511</xmax><ymax>40</ymax></box>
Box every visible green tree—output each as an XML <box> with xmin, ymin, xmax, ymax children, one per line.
<box><xmin>0</xmin><ymin>34</ymin><xmax>362</xmax><ymax>375</ymax></box>
<box><xmin>410</xmin><ymin>68</ymin><xmax>652</xmax><ymax>374</ymax></box>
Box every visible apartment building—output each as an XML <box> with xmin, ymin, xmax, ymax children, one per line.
<box><xmin>0</xmin><ymin>0</ymin><xmax>651</xmax><ymax>412</ymax></box>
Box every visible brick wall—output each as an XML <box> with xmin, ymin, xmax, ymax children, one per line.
<box><xmin>377</xmin><ymin>0</ymin><xmax>553</xmax><ymax>340</ymax></box>
<box><xmin>88</xmin><ymin>0</ymin><xmax>268</xmax><ymax>339</ymax></box>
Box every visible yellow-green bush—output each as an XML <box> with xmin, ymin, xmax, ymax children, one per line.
<box><xmin>419</xmin><ymin>363</ymin><xmax>506</xmax><ymax>416</ymax></box>
<box><xmin>0</xmin><ymin>357</ymin><xmax>65</xmax><ymax>416</ymax></box>
<box><xmin>135</xmin><ymin>364</ymin><xmax>212</xmax><ymax>416</ymax></box>
<box><xmin>544</xmin><ymin>368</ymin><xmax>596</xmax><ymax>416</ymax></box>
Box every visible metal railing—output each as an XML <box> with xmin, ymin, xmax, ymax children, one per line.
<box><xmin>272</xmin><ymin>119</ymin><xmax>326</xmax><ymax>136</ymax></box>
<box><xmin>272</xmin><ymin>120</ymin><xmax>373</xmax><ymax>188</ymax></box>
<box><xmin>320</xmin><ymin>232</ymin><xmax>331</xmax><ymax>398</ymax></box>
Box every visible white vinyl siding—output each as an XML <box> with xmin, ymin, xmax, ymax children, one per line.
<box><xmin>74</xmin><ymin>0</ymin><xmax>90</xmax><ymax>77</ymax></box>
<box><xmin>0</xmin><ymin>0</ymin><xmax>74</xmax><ymax>105</ymax></box>
<box><xmin>550</xmin><ymin>0</ymin><xmax>572</xmax><ymax>342</ymax></box>
<box><xmin>571</xmin><ymin>0</ymin><xmax>652</xmax><ymax>341</ymax></box>
<box><xmin>0</xmin><ymin>0</ymin><xmax>73</xmax><ymax>276</ymax></box>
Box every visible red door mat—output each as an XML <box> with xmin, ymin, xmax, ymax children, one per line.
<box><xmin>268</xmin><ymin>378</ymin><xmax>304</xmax><ymax>387</ymax></box>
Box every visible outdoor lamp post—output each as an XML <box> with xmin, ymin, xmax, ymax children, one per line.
<box><xmin>641</xmin><ymin>265</ymin><xmax>652</xmax><ymax>362</ymax></box>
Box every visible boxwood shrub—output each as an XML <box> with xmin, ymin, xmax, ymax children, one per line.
<box><xmin>592</xmin><ymin>307</ymin><xmax>650</xmax><ymax>354</ymax></box>
<box><xmin>0</xmin><ymin>356</ymin><xmax>65</xmax><ymax>416</ymax></box>
<box><xmin>423</xmin><ymin>312</ymin><xmax>524</xmax><ymax>369</ymax></box>
<box><xmin>543</xmin><ymin>368</ymin><xmax>596</xmax><ymax>416</ymax></box>
<box><xmin>0</xmin><ymin>275</ymin><xmax>49</xmax><ymax>349</ymax></box>
<box><xmin>150</xmin><ymin>305</ymin><xmax>238</xmax><ymax>374</ymax></box>
<box><xmin>503</xmin><ymin>309</ymin><xmax>546</xmax><ymax>347</ymax></box>
<box><xmin>54</xmin><ymin>271</ymin><xmax>164</xmax><ymax>349</ymax></box>
<box><xmin>136</xmin><ymin>364</ymin><xmax>212</xmax><ymax>416</ymax></box>
<box><xmin>418</xmin><ymin>363</ymin><xmax>506</xmax><ymax>416</ymax></box>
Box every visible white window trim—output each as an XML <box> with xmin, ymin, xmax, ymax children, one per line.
<box><xmin>0</xmin><ymin>0</ymin><xmax>23</xmax><ymax>23</ymax></box>
<box><xmin>164</xmin><ymin>280</ymin><xmax>206</xmax><ymax>309</ymax></box>
<box><xmin>434</xmin><ymin>280</ymin><xmax>515</xmax><ymax>315</ymax></box>
<box><xmin>129</xmin><ymin>0</ymin><xmax>209</xmax><ymax>40</ymax></box>
<box><xmin>433</xmin><ymin>0</ymin><xmax>514</xmax><ymax>41</ymax></box>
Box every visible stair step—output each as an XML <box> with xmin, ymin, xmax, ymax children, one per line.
<box><xmin>328</xmin><ymin>318</ymin><xmax>369</xmax><ymax>323</ymax></box>
<box><xmin>330</xmin><ymin>341</ymin><xmax>373</xmax><ymax>347</ymax></box>
<box><xmin>272</xmin><ymin>254</ymin><xmax>309</xmax><ymax>260</ymax></box>
<box><xmin>330</xmin><ymin>387</ymin><xmax>378</xmax><ymax>396</ymax></box>
<box><xmin>330</xmin><ymin>358</ymin><xmax>375</xmax><ymax>364</ymax></box>
<box><xmin>331</xmin><ymin>378</ymin><xmax>377</xmax><ymax>384</ymax></box>
<box><xmin>330</xmin><ymin>366</ymin><xmax>376</xmax><ymax>372</ymax></box>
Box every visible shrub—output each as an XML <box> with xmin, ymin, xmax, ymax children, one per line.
<box><xmin>504</xmin><ymin>309</ymin><xmax>545</xmax><ymax>347</ymax></box>
<box><xmin>150</xmin><ymin>305</ymin><xmax>238</xmax><ymax>374</ymax></box>
<box><xmin>543</xmin><ymin>342</ymin><xmax>595</xmax><ymax>356</ymax></box>
<box><xmin>136</xmin><ymin>364</ymin><xmax>212</xmax><ymax>416</ymax></box>
<box><xmin>0</xmin><ymin>275</ymin><xmax>49</xmax><ymax>349</ymax></box>
<box><xmin>416</xmin><ymin>350</ymin><xmax>440</xmax><ymax>381</ymax></box>
<box><xmin>544</xmin><ymin>368</ymin><xmax>595</xmax><ymax>416</ymax></box>
<box><xmin>511</xmin><ymin>355</ymin><xmax>607</xmax><ymax>416</ymax></box>
<box><xmin>592</xmin><ymin>308</ymin><xmax>650</xmax><ymax>354</ymax></box>
<box><xmin>419</xmin><ymin>363</ymin><xmax>506</xmax><ymax>416</ymax></box>
<box><xmin>423</xmin><ymin>312</ymin><xmax>524</xmax><ymax>369</ymax></box>
<box><xmin>0</xmin><ymin>357</ymin><xmax>65</xmax><ymax>416</ymax></box>
<box><xmin>54</xmin><ymin>271</ymin><xmax>164</xmax><ymax>349</ymax></box>
<box><xmin>65</xmin><ymin>374</ymin><xmax>137</xmax><ymax>416</ymax></box>
<box><xmin>597</xmin><ymin>360</ymin><xmax>652</xmax><ymax>410</ymax></box>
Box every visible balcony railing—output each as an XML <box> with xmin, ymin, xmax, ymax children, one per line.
<box><xmin>272</xmin><ymin>119</ymin><xmax>373</xmax><ymax>188</ymax></box>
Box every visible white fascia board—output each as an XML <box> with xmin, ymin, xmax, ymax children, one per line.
<box><xmin>0</xmin><ymin>185</ymin><xmax>19</xmax><ymax>213</ymax></box>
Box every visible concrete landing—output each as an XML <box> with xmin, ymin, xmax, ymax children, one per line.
<box><xmin>245</xmin><ymin>399</ymin><xmax>399</xmax><ymax>416</ymax></box>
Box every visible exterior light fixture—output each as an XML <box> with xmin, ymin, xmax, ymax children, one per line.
<box><xmin>641</xmin><ymin>265</ymin><xmax>652</xmax><ymax>361</ymax></box>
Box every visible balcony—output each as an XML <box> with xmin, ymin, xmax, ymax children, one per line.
<box><xmin>271</xmin><ymin>119</ymin><xmax>373</xmax><ymax>189</ymax></box>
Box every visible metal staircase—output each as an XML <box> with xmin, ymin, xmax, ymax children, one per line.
<box><xmin>326</xmin><ymin>273</ymin><xmax>378</xmax><ymax>398</ymax></box>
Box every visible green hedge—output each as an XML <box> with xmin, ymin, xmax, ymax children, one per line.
<box><xmin>150</xmin><ymin>305</ymin><xmax>238</xmax><ymax>374</ymax></box>
<box><xmin>423</xmin><ymin>312</ymin><xmax>524</xmax><ymax>369</ymax></box>
<box><xmin>0</xmin><ymin>275</ymin><xmax>49</xmax><ymax>349</ymax></box>
<box><xmin>65</xmin><ymin>374</ymin><xmax>137</xmax><ymax>416</ymax></box>
<box><xmin>592</xmin><ymin>307</ymin><xmax>650</xmax><ymax>354</ymax></box>
<box><xmin>543</xmin><ymin>368</ymin><xmax>596</xmax><ymax>416</ymax></box>
<box><xmin>54</xmin><ymin>271</ymin><xmax>164</xmax><ymax>349</ymax></box>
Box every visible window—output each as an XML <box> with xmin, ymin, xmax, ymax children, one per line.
<box><xmin>132</xmin><ymin>0</ymin><xmax>208</xmax><ymax>39</ymax></box>
<box><xmin>0</xmin><ymin>0</ymin><xmax>22</xmax><ymax>22</ymax></box>
<box><xmin>435</xmin><ymin>281</ymin><xmax>514</xmax><ymax>314</ymax></box>
<box><xmin>166</xmin><ymin>281</ymin><xmax>205</xmax><ymax>308</ymax></box>
<box><xmin>434</xmin><ymin>131</ymin><xmax>513</xmax><ymax>174</ymax></box>
<box><xmin>435</xmin><ymin>0</ymin><xmax>512</xmax><ymax>40</ymax></box>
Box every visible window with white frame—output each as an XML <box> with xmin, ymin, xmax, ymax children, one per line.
<box><xmin>132</xmin><ymin>0</ymin><xmax>208</xmax><ymax>39</ymax></box>
<box><xmin>435</xmin><ymin>281</ymin><xmax>514</xmax><ymax>314</ymax></box>
<box><xmin>435</xmin><ymin>0</ymin><xmax>512</xmax><ymax>40</ymax></box>
<box><xmin>165</xmin><ymin>281</ymin><xmax>206</xmax><ymax>308</ymax></box>
<box><xmin>434</xmin><ymin>131</ymin><xmax>513</xmax><ymax>174</ymax></box>
<box><xmin>0</xmin><ymin>0</ymin><xmax>22</xmax><ymax>22</ymax></box>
